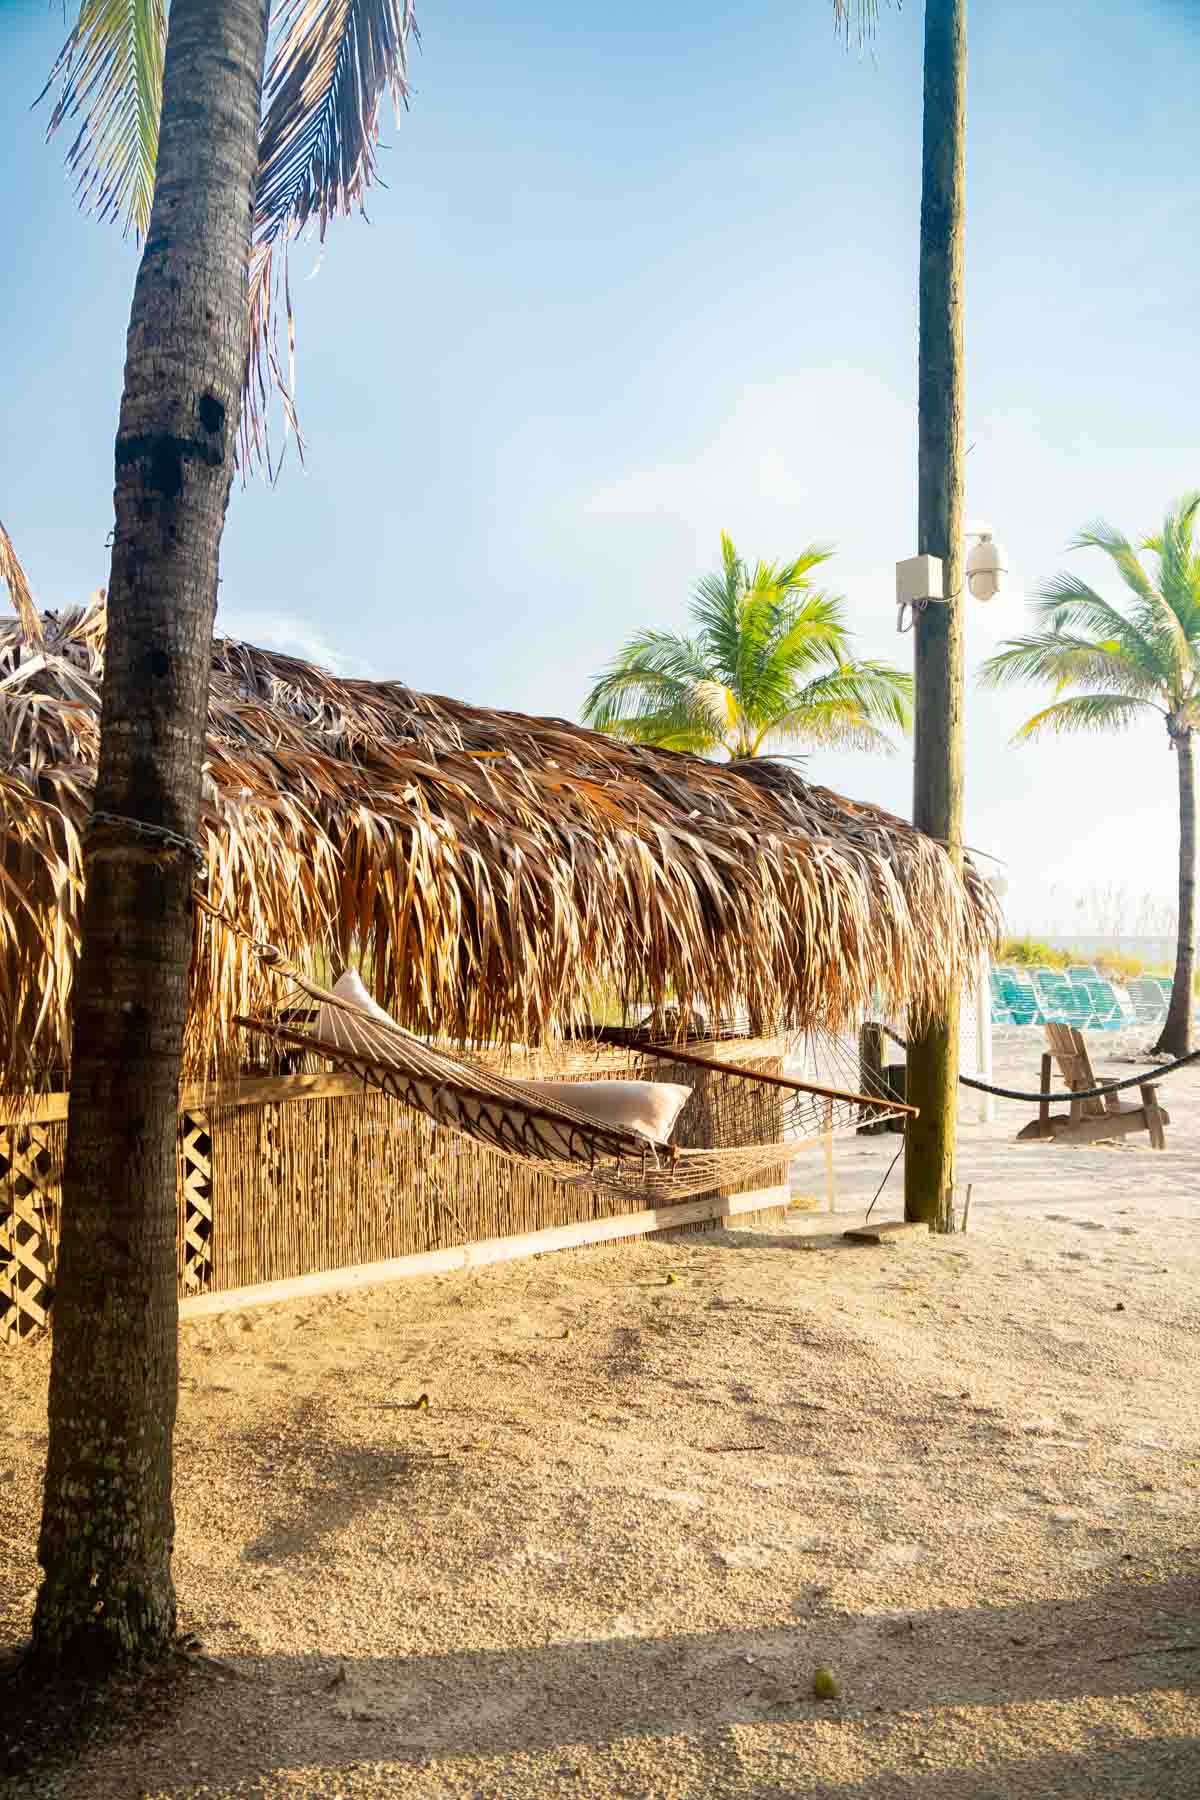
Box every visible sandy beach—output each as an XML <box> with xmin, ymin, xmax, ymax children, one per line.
<box><xmin>3</xmin><ymin>1024</ymin><xmax>1199</xmax><ymax>1797</ymax></box>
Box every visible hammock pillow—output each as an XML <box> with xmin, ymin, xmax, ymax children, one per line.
<box><xmin>318</xmin><ymin>969</ymin><xmax>399</xmax><ymax>1046</ymax></box>
<box><xmin>319</xmin><ymin>970</ymin><xmax>692</xmax><ymax>1146</ymax></box>
<box><xmin>520</xmin><ymin>1079</ymin><xmax>693</xmax><ymax>1145</ymax></box>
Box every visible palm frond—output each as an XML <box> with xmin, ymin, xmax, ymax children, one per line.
<box><xmin>256</xmin><ymin>0</ymin><xmax>415</xmax><ymax>239</ymax></box>
<box><xmin>758</xmin><ymin>592</ymin><xmax>848</xmax><ymax>676</ymax></box>
<box><xmin>1145</xmin><ymin>490</ymin><xmax>1200</xmax><ymax>563</ymax></box>
<box><xmin>769</xmin><ymin>546</ymin><xmax>837</xmax><ymax>589</ymax></box>
<box><xmin>1071</xmin><ymin>520</ymin><xmax>1156</xmax><ymax>604</ymax></box>
<box><xmin>757</xmin><ymin>703</ymin><xmax>893</xmax><ymax>756</ymax></box>
<box><xmin>990</xmin><ymin>497</ymin><xmax>1200</xmax><ymax>755</ymax></box>
<box><xmin>583</xmin><ymin>630</ymin><xmax>719</xmax><ymax>704</ymax></box>
<box><xmin>831</xmin><ymin>0</ymin><xmax>885</xmax><ymax>47</ymax></box>
<box><xmin>979</xmin><ymin>631</ymin><xmax>1161</xmax><ymax>700</ymax></box>
<box><xmin>40</xmin><ymin>0</ymin><xmax>166</xmax><ymax>238</ymax></box>
<box><xmin>1072</xmin><ymin>517</ymin><xmax>1193</xmax><ymax>684</ymax></box>
<box><xmin>758</xmin><ymin>661</ymin><xmax>912</xmax><ymax>753</ymax></box>
<box><xmin>1012</xmin><ymin>693</ymin><xmax>1157</xmax><ymax>743</ymax></box>
<box><xmin>578</xmin><ymin>706</ymin><xmax>726</xmax><ymax>756</ymax></box>
<box><xmin>731</xmin><ymin>582</ymin><xmax>790</xmax><ymax>708</ymax></box>
<box><xmin>0</xmin><ymin>522</ymin><xmax>43</xmax><ymax>648</ymax></box>
<box><xmin>734</xmin><ymin>606</ymin><xmax>848</xmax><ymax>736</ymax></box>
<box><xmin>691</xmin><ymin>545</ymin><xmax>746</xmax><ymax>688</ymax></box>
<box><xmin>581</xmin><ymin>633</ymin><xmax>733</xmax><ymax>749</ymax></box>
<box><xmin>1031</xmin><ymin>575</ymin><xmax>1166</xmax><ymax>685</ymax></box>
<box><xmin>825</xmin><ymin>659</ymin><xmax>914</xmax><ymax>732</ymax></box>
<box><xmin>43</xmin><ymin>0</ymin><xmax>417</xmax><ymax>475</ymax></box>
<box><xmin>691</xmin><ymin>536</ymin><xmax>839</xmax><ymax>709</ymax></box>
<box><xmin>1146</xmin><ymin>491</ymin><xmax>1200</xmax><ymax>652</ymax></box>
<box><xmin>242</xmin><ymin>0</ymin><xmax>418</xmax><ymax>470</ymax></box>
<box><xmin>692</xmin><ymin>679</ymin><xmax>738</xmax><ymax>739</ymax></box>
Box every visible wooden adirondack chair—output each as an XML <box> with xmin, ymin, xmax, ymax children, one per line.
<box><xmin>1016</xmin><ymin>1022</ymin><xmax>1168</xmax><ymax>1148</ymax></box>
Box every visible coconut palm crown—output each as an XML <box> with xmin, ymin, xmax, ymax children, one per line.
<box><xmin>39</xmin><ymin>0</ymin><xmax>416</xmax><ymax>469</ymax></box>
<box><xmin>581</xmin><ymin>532</ymin><xmax>912</xmax><ymax>762</ymax></box>
<box><xmin>980</xmin><ymin>494</ymin><xmax>1200</xmax><ymax>1055</ymax></box>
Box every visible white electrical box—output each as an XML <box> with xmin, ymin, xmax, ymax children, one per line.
<box><xmin>896</xmin><ymin>554</ymin><xmax>944</xmax><ymax>607</ymax></box>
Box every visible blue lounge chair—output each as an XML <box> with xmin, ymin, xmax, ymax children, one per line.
<box><xmin>1030</xmin><ymin>972</ymin><xmax>1076</xmax><ymax>1020</ymax></box>
<box><xmin>1083</xmin><ymin>979</ymin><xmax>1126</xmax><ymax>1030</ymax></box>
<box><xmin>1127</xmin><ymin>977</ymin><xmax>1168</xmax><ymax>1027</ymax></box>
<box><xmin>998</xmin><ymin>975</ymin><xmax>1045</xmax><ymax>1026</ymax></box>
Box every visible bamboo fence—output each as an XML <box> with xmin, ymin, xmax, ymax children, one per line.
<box><xmin>1</xmin><ymin>1038</ymin><xmax>794</xmax><ymax>1347</ymax></box>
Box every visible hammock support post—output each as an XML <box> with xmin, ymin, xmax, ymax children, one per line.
<box><xmin>857</xmin><ymin>1025</ymin><xmax>890</xmax><ymax>1136</ymax></box>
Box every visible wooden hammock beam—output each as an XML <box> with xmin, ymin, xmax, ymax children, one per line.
<box><xmin>628</xmin><ymin>1036</ymin><xmax>920</xmax><ymax>1117</ymax></box>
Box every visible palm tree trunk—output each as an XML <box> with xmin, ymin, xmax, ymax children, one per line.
<box><xmin>31</xmin><ymin>0</ymin><xmax>270</xmax><ymax>1670</ymax></box>
<box><xmin>1155</xmin><ymin>730</ymin><xmax>1195</xmax><ymax>1058</ymax></box>
<box><xmin>905</xmin><ymin>0</ymin><xmax>967</xmax><ymax>1230</ymax></box>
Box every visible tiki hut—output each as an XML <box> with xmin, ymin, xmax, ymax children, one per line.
<box><xmin>0</xmin><ymin>600</ymin><xmax>999</xmax><ymax>1341</ymax></box>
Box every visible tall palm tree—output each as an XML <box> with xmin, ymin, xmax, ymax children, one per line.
<box><xmin>582</xmin><ymin>532</ymin><xmax>912</xmax><ymax>761</ymax></box>
<box><xmin>28</xmin><ymin>0</ymin><xmax>413</xmax><ymax>1670</ymax></box>
<box><xmin>980</xmin><ymin>498</ymin><xmax>1200</xmax><ymax>1059</ymax></box>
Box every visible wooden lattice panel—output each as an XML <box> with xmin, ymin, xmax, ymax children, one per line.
<box><xmin>0</xmin><ymin>1122</ymin><xmax>63</xmax><ymax>1345</ymax></box>
<box><xmin>3</xmin><ymin>1038</ymin><xmax>792</xmax><ymax>1342</ymax></box>
<box><xmin>177</xmin><ymin>1111</ymin><xmax>214</xmax><ymax>1294</ymax></box>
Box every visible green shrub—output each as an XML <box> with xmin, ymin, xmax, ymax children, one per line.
<box><xmin>1093</xmin><ymin>950</ymin><xmax>1146</xmax><ymax>983</ymax></box>
<box><xmin>999</xmin><ymin>941</ymin><xmax>1171</xmax><ymax>988</ymax></box>
<box><xmin>999</xmin><ymin>937</ymin><xmax>1069</xmax><ymax>969</ymax></box>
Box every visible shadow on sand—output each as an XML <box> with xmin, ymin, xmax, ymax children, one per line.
<box><xmin>6</xmin><ymin>1564</ymin><xmax>1195</xmax><ymax>1797</ymax></box>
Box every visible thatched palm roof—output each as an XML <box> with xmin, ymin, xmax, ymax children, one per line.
<box><xmin>0</xmin><ymin>601</ymin><xmax>999</xmax><ymax>1094</ymax></box>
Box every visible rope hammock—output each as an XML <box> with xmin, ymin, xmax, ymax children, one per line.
<box><xmin>224</xmin><ymin>964</ymin><xmax>913</xmax><ymax>1209</ymax></box>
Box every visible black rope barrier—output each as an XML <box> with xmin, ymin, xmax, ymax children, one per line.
<box><xmin>876</xmin><ymin>1023</ymin><xmax>1200</xmax><ymax>1106</ymax></box>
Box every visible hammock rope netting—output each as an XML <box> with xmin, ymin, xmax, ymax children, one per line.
<box><xmin>232</xmin><ymin>973</ymin><xmax>912</xmax><ymax>1208</ymax></box>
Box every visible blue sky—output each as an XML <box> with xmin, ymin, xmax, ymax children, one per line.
<box><xmin>3</xmin><ymin>0</ymin><xmax>1198</xmax><ymax>938</ymax></box>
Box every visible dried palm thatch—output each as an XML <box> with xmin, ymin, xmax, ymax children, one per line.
<box><xmin>0</xmin><ymin>599</ymin><xmax>999</xmax><ymax>1098</ymax></box>
<box><xmin>0</xmin><ymin>523</ymin><xmax>41</xmax><ymax>647</ymax></box>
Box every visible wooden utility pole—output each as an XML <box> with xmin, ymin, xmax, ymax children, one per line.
<box><xmin>905</xmin><ymin>0</ymin><xmax>967</xmax><ymax>1228</ymax></box>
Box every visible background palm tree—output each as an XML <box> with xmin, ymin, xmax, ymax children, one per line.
<box><xmin>980</xmin><ymin>496</ymin><xmax>1200</xmax><ymax>1058</ymax></box>
<box><xmin>28</xmin><ymin>0</ymin><xmax>414</xmax><ymax>1670</ymax></box>
<box><xmin>582</xmin><ymin>531</ymin><xmax>912</xmax><ymax>761</ymax></box>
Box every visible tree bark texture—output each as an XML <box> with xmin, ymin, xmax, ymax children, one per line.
<box><xmin>32</xmin><ymin>0</ymin><xmax>270</xmax><ymax>1670</ymax></box>
<box><xmin>1155</xmin><ymin>730</ymin><xmax>1195</xmax><ymax>1058</ymax></box>
<box><xmin>905</xmin><ymin>0</ymin><xmax>967</xmax><ymax>1229</ymax></box>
